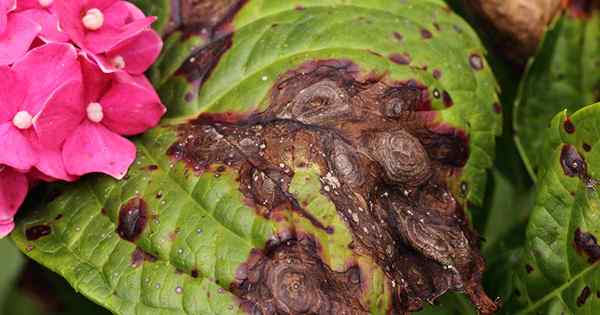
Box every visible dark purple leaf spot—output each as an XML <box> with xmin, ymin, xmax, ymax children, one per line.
<box><xmin>469</xmin><ymin>54</ymin><xmax>484</xmax><ymax>71</ymax></box>
<box><xmin>393</xmin><ymin>31</ymin><xmax>403</xmax><ymax>42</ymax></box>
<box><xmin>525</xmin><ymin>264</ymin><xmax>533</xmax><ymax>274</ymax></box>
<box><xmin>583</xmin><ymin>143</ymin><xmax>592</xmax><ymax>152</ymax></box>
<box><xmin>564</xmin><ymin>117</ymin><xmax>576</xmax><ymax>133</ymax></box>
<box><xmin>185</xmin><ymin>92</ymin><xmax>195</xmax><ymax>102</ymax></box>
<box><xmin>432</xmin><ymin>69</ymin><xmax>442</xmax><ymax>80</ymax></box>
<box><xmin>560</xmin><ymin>145</ymin><xmax>587</xmax><ymax>178</ymax></box>
<box><xmin>389</xmin><ymin>53</ymin><xmax>411</xmax><ymax>65</ymax></box>
<box><xmin>574</xmin><ymin>228</ymin><xmax>600</xmax><ymax>263</ymax></box>
<box><xmin>442</xmin><ymin>91</ymin><xmax>453</xmax><ymax>107</ymax></box>
<box><xmin>25</xmin><ymin>225</ymin><xmax>52</xmax><ymax>241</ymax></box>
<box><xmin>117</xmin><ymin>197</ymin><xmax>148</xmax><ymax>242</ymax></box>
<box><xmin>493</xmin><ymin>102</ymin><xmax>502</xmax><ymax>114</ymax></box>
<box><xmin>146</xmin><ymin>164</ymin><xmax>159</xmax><ymax>171</ymax></box>
<box><xmin>131</xmin><ymin>247</ymin><xmax>157</xmax><ymax>268</ymax></box>
<box><xmin>191</xmin><ymin>269</ymin><xmax>200</xmax><ymax>278</ymax></box>
<box><xmin>420</xmin><ymin>28</ymin><xmax>433</xmax><ymax>39</ymax></box>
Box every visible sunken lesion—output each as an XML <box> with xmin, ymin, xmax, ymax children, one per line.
<box><xmin>168</xmin><ymin>59</ymin><xmax>497</xmax><ymax>314</ymax></box>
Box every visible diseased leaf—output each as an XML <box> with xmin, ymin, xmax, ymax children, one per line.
<box><xmin>514</xmin><ymin>8</ymin><xmax>600</xmax><ymax>181</ymax></box>
<box><xmin>509</xmin><ymin>102</ymin><xmax>600</xmax><ymax>314</ymax></box>
<box><xmin>12</xmin><ymin>1</ymin><xmax>502</xmax><ymax>314</ymax></box>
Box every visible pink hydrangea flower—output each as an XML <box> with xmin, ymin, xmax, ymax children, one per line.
<box><xmin>14</xmin><ymin>0</ymin><xmax>69</xmax><ymax>42</ymax></box>
<box><xmin>89</xmin><ymin>28</ymin><xmax>162</xmax><ymax>74</ymax></box>
<box><xmin>0</xmin><ymin>42</ymin><xmax>80</xmax><ymax>173</ymax></box>
<box><xmin>0</xmin><ymin>0</ymin><xmax>15</xmax><ymax>32</ymax></box>
<box><xmin>0</xmin><ymin>0</ymin><xmax>41</xmax><ymax>66</ymax></box>
<box><xmin>37</xmin><ymin>58</ymin><xmax>165</xmax><ymax>179</ymax></box>
<box><xmin>0</xmin><ymin>165</ymin><xmax>28</xmax><ymax>238</ymax></box>
<box><xmin>55</xmin><ymin>0</ymin><xmax>155</xmax><ymax>54</ymax></box>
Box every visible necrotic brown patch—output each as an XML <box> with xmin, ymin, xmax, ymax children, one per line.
<box><xmin>117</xmin><ymin>197</ymin><xmax>148</xmax><ymax>242</ymax></box>
<box><xmin>175</xmin><ymin>0</ymin><xmax>248</xmax><ymax>38</ymax></box>
<box><xmin>169</xmin><ymin>59</ymin><xmax>496</xmax><ymax>314</ymax></box>
<box><xmin>233</xmin><ymin>237</ymin><xmax>368</xmax><ymax>315</ymax></box>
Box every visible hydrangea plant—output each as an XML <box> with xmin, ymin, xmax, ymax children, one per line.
<box><xmin>2</xmin><ymin>1</ymin><xmax>599</xmax><ymax>315</ymax></box>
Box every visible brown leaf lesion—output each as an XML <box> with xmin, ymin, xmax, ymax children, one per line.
<box><xmin>234</xmin><ymin>237</ymin><xmax>368</xmax><ymax>315</ymax></box>
<box><xmin>169</xmin><ymin>60</ymin><xmax>497</xmax><ymax>314</ymax></box>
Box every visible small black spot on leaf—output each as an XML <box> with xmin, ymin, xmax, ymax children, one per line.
<box><xmin>577</xmin><ymin>286</ymin><xmax>591</xmax><ymax>306</ymax></box>
<box><xmin>26</xmin><ymin>225</ymin><xmax>51</xmax><ymax>241</ymax></box>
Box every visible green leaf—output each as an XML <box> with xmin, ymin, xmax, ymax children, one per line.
<box><xmin>510</xmin><ymin>102</ymin><xmax>600</xmax><ymax>314</ymax></box>
<box><xmin>12</xmin><ymin>1</ymin><xmax>500</xmax><ymax>314</ymax></box>
<box><xmin>514</xmin><ymin>10</ymin><xmax>600</xmax><ymax>181</ymax></box>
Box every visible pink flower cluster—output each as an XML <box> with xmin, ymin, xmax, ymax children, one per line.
<box><xmin>0</xmin><ymin>0</ymin><xmax>165</xmax><ymax>237</ymax></box>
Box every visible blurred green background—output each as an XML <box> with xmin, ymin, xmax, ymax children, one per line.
<box><xmin>0</xmin><ymin>239</ymin><xmax>110</xmax><ymax>315</ymax></box>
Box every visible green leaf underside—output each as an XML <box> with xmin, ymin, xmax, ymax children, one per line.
<box><xmin>514</xmin><ymin>11</ymin><xmax>600</xmax><ymax>181</ymax></box>
<box><xmin>509</xmin><ymin>102</ymin><xmax>600</xmax><ymax>314</ymax></box>
<box><xmin>12</xmin><ymin>1</ymin><xmax>500</xmax><ymax>314</ymax></box>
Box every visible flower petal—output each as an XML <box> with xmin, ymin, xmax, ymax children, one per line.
<box><xmin>27</xmin><ymin>130</ymin><xmax>77</xmax><ymax>181</ymax></box>
<box><xmin>34</xmin><ymin>80</ymin><xmax>84</xmax><ymax>148</ymax></box>
<box><xmin>80</xmin><ymin>55</ymin><xmax>111</xmax><ymax>103</ymax></box>
<box><xmin>15</xmin><ymin>0</ymin><xmax>41</xmax><ymax>10</ymax></box>
<box><xmin>84</xmin><ymin>16</ymin><xmax>155</xmax><ymax>53</ymax></box>
<box><xmin>86</xmin><ymin>0</ymin><xmax>118</xmax><ymax>11</ymax></box>
<box><xmin>102</xmin><ymin>0</ymin><xmax>130</xmax><ymax>28</ymax></box>
<box><xmin>63</xmin><ymin>121</ymin><xmax>136</xmax><ymax>179</ymax></box>
<box><xmin>0</xmin><ymin>66</ymin><xmax>23</xmax><ymax>122</ymax></box>
<box><xmin>0</xmin><ymin>122</ymin><xmax>36</xmax><ymax>170</ymax></box>
<box><xmin>53</xmin><ymin>0</ymin><xmax>85</xmax><ymax>46</ymax></box>
<box><xmin>12</xmin><ymin>42</ymin><xmax>80</xmax><ymax>114</ymax></box>
<box><xmin>103</xmin><ymin>29</ymin><xmax>162</xmax><ymax>74</ymax></box>
<box><xmin>100</xmin><ymin>76</ymin><xmax>165</xmax><ymax>135</ymax></box>
<box><xmin>0</xmin><ymin>12</ymin><xmax>41</xmax><ymax>66</ymax></box>
<box><xmin>0</xmin><ymin>5</ymin><xmax>6</xmax><ymax>34</ymax></box>
<box><xmin>0</xmin><ymin>166</ymin><xmax>27</xmax><ymax>237</ymax></box>
<box><xmin>123</xmin><ymin>1</ymin><xmax>145</xmax><ymax>20</ymax></box>
<box><xmin>15</xmin><ymin>9</ymin><xmax>69</xmax><ymax>42</ymax></box>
